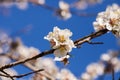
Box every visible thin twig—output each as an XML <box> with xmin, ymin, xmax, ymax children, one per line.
<box><xmin>0</xmin><ymin>73</ymin><xmax>7</xmax><ymax>77</ymax></box>
<box><xmin>0</xmin><ymin>69</ymin><xmax>44</xmax><ymax>78</ymax></box>
<box><xmin>0</xmin><ymin>70</ymin><xmax>14</xmax><ymax>80</ymax></box>
<box><xmin>12</xmin><ymin>69</ymin><xmax>44</xmax><ymax>78</ymax></box>
<box><xmin>0</xmin><ymin>29</ymin><xmax>108</xmax><ymax>71</ymax></box>
<box><xmin>112</xmin><ymin>67</ymin><xmax>115</xmax><ymax>80</ymax></box>
<box><xmin>74</xmin><ymin>29</ymin><xmax>108</xmax><ymax>46</ymax></box>
<box><xmin>87</xmin><ymin>41</ymin><xmax>104</xmax><ymax>44</ymax></box>
<box><xmin>0</xmin><ymin>54</ymin><xmax>6</xmax><ymax>56</ymax></box>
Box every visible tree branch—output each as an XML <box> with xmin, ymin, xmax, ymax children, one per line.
<box><xmin>74</xmin><ymin>29</ymin><xmax>108</xmax><ymax>46</ymax></box>
<box><xmin>0</xmin><ymin>29</ymin><xmax>108</xmax><ymax>71</ymax></box>
<box><xmin>0</xmin><ymin>53</ymin><xmax>57</xmax><ymax>79</ymax></box>
<box><xmin>0</xmin><ymin>49</ymin><xmax>54</xmax><ymax>70</ymax></box>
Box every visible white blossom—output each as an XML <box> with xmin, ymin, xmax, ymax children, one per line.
<box><xmin>86</xmin><ymin>63</ymin><xmax>104</xmax><ymax>78</ymax></box>
<box><xmin>15</xmin><ymin>39</ymin><xmax>39</xmax><ymax>59</ymax></box>
<box><xmin>15</xmin><ymin>0</ymin><xmax>28</xmax><ymax>10</ymax></box>
<box><xmin>93</xmin><ymin>3</ymin><xmax>120</xmax><ymax>37</ymax></box>
<box><xmin>73</xmin><ymin>1</ymin><xmax>87</xmax><ymax>10</ymax></box>
<box><xmin>30</xmin><ymin>0</ymin><xmax>45</xmax><ymax>5</ymax></box>
<box><xmin>58</xmin><ymin>1</ymin><xmax>72</xmax><ymax>20</ymax></box>
<box><xmin>0</xmin><ymin>32</ymin><xmax>9</xmax><ymax>43</ymax></box>
<box><xmin>81</xmin><ymin>72</ymin><xmax>92</xmax><ymax>80</ymax></box>
<box><xmin>17</xmin><ymin>46</ymin><xmax>39</xmax><ymax>58</ymax></box>
<box><xmin>35</xmin><ymin>58</ymin><xmax>58</xmax><ymax>78</ymax></box>
<box><xmin>0</xmin><ymin>56</ymin><xmax>11</xmax><ymax>67</ymax></box>
<box><xmin>111</xmin><ymin>58</ymin><xmax>120</xmax><ymax>71</ymax></box>
<box><xmin>54</xmin><ymin>54</ymin><xmax>70</xmax><ymax>61</ymax></box>
<box><xmin>57</xmin><ymin>69</ymin><xmax>77</xmax><ymax>80</ymax></box>
<box><xmin>0</xmin><ymin>31</ymin><xmax>12</xmax><ymax>53</ymax></box>
<box><xmin>44</xmin><ymin>26</ymin><xmax>75</xmax><ymax>62</ymax></box>
<box><xmin>100</xmin><ymin>53</ymin><xmax>111</xmax><ymax>61</ymax></box>
<box><xmin>38</xmin><ymin>0</ymin><xmax>45</xmax><ymax>5</ymax></box>
<box><xmin>0</xmin><ymin>0</ymin><xmax>13</xmax><ymax>8</ymax></box>
<box><xmin>81</xmin><ymin>63</ymin><xmax>105</xmax><ymax>80</ymax></box>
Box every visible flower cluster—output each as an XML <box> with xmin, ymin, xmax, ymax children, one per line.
<box><xmin>93</xmin><ymin>4</ymin><xmax>120</xmax><ymax>37</ymax></box>
<box><xmin>56</xmin><ymin>1</ymin><xmax>72</xmax><ymax>20</ymax></box>
<box><xmin>81</xmin><ymin>50</ymin><xmax>120</xmax><ymax>80</ymax></box>
<box><xmin>44</xmin><ymin>26</ymin><xmax>76</xmax><ymax>64</ymax></box>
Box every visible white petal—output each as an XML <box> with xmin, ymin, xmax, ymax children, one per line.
<box><xmin>59</xmin><ymin>1</ymin><xmax>69</xmax><ymax>10</ymax></box>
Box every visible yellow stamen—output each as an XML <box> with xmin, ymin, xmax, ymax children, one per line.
<box><xmin>58</xmin><ymin>35</ymin><xmax>65</xmax><ymax>42</ymax></box>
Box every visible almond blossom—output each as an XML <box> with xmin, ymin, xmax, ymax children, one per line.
<box><xmin>81</xmin><ymin>63</ymin><xmax>104</xmax><ymax>80</ymax></box>
<box><xmin>0</xmin><ymin>31</ymin><xmax>12</xmax><ymax>53</ymax></box>
<box><xmin>57</xmin><ymin>69</ymin><xmax>77</xmax><ymax>80</ymax></box>
<box><xmin>93</xmin><ymin>3</ymin><xmax>120</xmax><ymax>37</ymax></box>
<box><xmin>35</xmin><ymin>58</ymin><xmax>59</xmax><ymax>79</ymax></box>
<box><xmin>38</xmin><ymin>0</ymin><xmax>45</xmax><ymax>5</ymax></box>
<box><xmin>86</xmin><ymin>63</ymin><xmax>104</xmax><ymax>78</ymax></box>
<box><xmin>56</xmin><ymin>1</ymin><xmax>71</xmax><ymax>20</ymax></box>
<box><xmin>44</xmin><ymin>26</ymin><xmax>76</xmax><ymax>63</ymax></box>
<box><xmin>15</xmin><ymin>0</ymin><xmax>28</xmax><ymax>10</ymax></box>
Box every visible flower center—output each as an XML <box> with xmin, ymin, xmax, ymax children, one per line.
<box><xmin>58</xmin><ymin>35</ymin><xmax>66</xmax><ymax>42</ymax></box>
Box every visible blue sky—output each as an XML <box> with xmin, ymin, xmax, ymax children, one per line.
<box><xmin>0</xmin><ymin>0</ymin><xmax>120</xmax><ymax>80</ymax></box>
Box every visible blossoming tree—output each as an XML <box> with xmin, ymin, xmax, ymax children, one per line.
<box><xmin>0</xmin><ymin>0</ymin><xmax>120</xmax><ymax>80</ymax></box>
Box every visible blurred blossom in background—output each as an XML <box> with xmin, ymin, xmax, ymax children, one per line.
<box><xmin>0</xmin><ymin>0</ymin><xmax>120</xmax><ymax>80</ymax></box>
